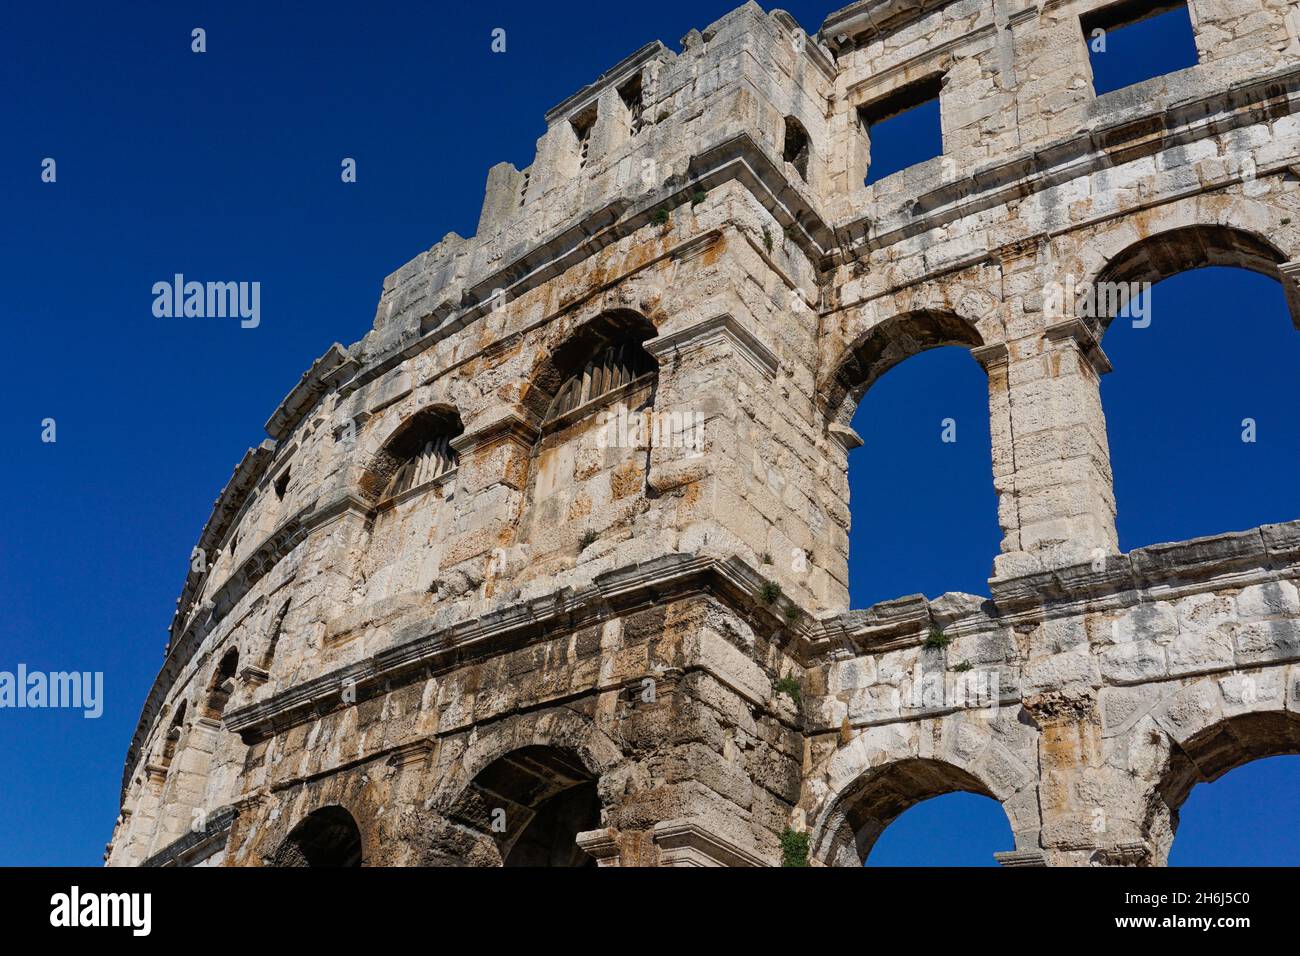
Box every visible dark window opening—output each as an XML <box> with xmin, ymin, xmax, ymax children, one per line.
<box><xmin>261</xmin><ymin>600</ymin><xmax>290</xmax><ymax>670</ymax></box>
<box><xmin>860</xmin><ymin>75</ymin><xmax>943</xmax><ymax>185</ymax></box>
<box><xmin>618</xmin><ymin>74</ymin><xmax>645</xmax><ymax>136</ymax></box>
<box><xmin>571</xmin><ymin>107</ymin><xmax>597</xmax><ymax>170</ymax></box>
<box><xmin>385</xmin><ymin>436</ymin><xmax>455</xmax><ymax>500</ymax></box>
<box><xmin>783</xmin><ymin>116</ymin><xmax>811</xmax><ymax>181</ymax></box>
<box><xmin>228</xmin><ymin>533</ymin><xmax>238</xmax><ymax>556</ymax></box>
<box><xmin>519</xmin><ymin>170</ymin><xmax>530</xmax><ymax>207</ymax></box>
<box><xmin>451</xmin><ymin>746</ymin><xmax>601</xmax><ymax>867</ymax></box>
<box><xmin>543</xmin><ymin>341</ymin><xmax>656</xmax><ymax>425</ymax></box>
<box><xmin>273</xmin><ymin>806</ymin><xmax>363</xmax><ymax>867</ymax></box>
<box><xmin>202</xmin><ymin>648</ymin><xmax>239</xmax><ymax>721</ymax></box>
<box><xmin>274</xmin><ymin>468</ymin><xmax>290</xmax><ymax>500</ymax></box>
<box><xmin>1082</xmin><ymin>0</ymin><xmax>1199</xmax><ymax>96</ymax></box>
<box><xmin>160</xmin><ymin>700</ymin><xmax>187</xmax><ymax>769</ymax></box>
<box><xmin>378</xmin><ymin>408</ymin><xmax>462</xmax><ymax>503</ymax></box>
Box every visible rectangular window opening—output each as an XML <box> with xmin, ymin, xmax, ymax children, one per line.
<box><xmin>618</xmin><ymin>74</ymin><xmax>645</xmax><ymax>136</ymax></box>
<box><xmin>783</xmin><ymin>116</ymin><xmax>811</xmax><ymax>181</ymax></box>
<box><xmin>1081</xmin><ymin>0</ymin><xmax>1199</xmax><ymax>96</ymax></box>
<box><xmin>859</xmin><ymin>75</ymin><xmax>943</xmax><ymax>186</ymax></box>
<box><xmin>571</xmin><ymin>107</ymin><xmax>597</xmax><ymax>170</ymax></box>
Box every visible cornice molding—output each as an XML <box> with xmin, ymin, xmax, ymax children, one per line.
<box><xmin>652</xmin><ymin>819</ymin><xmax>768</xmax><ymax>867</ymax></box>
<box><xmin>222</xmin><ymin>553</ymin><xmax>809</xmax><ymax>742</ymax></box>
<box><xmin>644</xmin><ymin>313</ymin><xmax>780</xmax><ymax>379</ymax></box>
<box><xmin>264</xmin><ymin>343</ymin><xmax>355</xmax><ymax>441</ymax></box>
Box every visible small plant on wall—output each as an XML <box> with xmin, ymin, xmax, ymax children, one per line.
<box><xmin>924</xmin><ymin>626</ymin><xmax>952</xmax><ymax>649</ymax></box>
<box><xmin>779</xmin><ymin>827</ymin><xmax>810</xmax><ymax>867</ymax></box>
<box><xmin>774</xmin><ymin>674</ymin><xmax>801</xmax><ymax>705</ymax></box>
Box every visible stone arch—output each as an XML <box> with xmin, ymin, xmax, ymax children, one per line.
<box><xmin>1090</xmin><ymin>224</ymin><xmax>1287</xmax><ymax>328</ymax></box>
<box><xmin>822</xmin><ymin>307</ymin><xmax>988</xmax><ymax>428</ymax></box>
<box><xmin>428</xmin><ymin>709</ymin><xmax>625</xmax><ymax>866</ymax></box>
<box><xmin>456</xmin><ymin>746</ymin><xmax>602</xmax><ymax>866</ymax></box>
<box><xmin>272</xmin><ymin>805</ymin><xmax>364</xmax><ymax>867</ymax></box>
<box><xmin>1144</xmin><ymin>676</ymin><xmax>1300</xmax><ymax>863</ymax></box>
<box><xmin>1070</xmin><ymin>194</ymin><xmax>1300</xmax><ymax>335</ymax></box>
<box><xmin>807</xmin><ymin>717</ymin><xmax>1038</xmax><ymax>866</ymax></box>
<box><xmin>520</xmin><ymin>308</ymin><xmax>658</xmax><ymax>428</ymax></box>
<box><xmin>432</xmin><ymin>708</ymin><xmax>624</xmax><ymax>813</ymax></box>
<box><xmin>357</xmin><ymin>402</ymin><xmax>465</xmax><ymax>504</ymax></box>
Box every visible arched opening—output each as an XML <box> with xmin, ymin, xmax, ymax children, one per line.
<box><xmin>542</xmin><ymin>340</ymin><xmax>656</xmax><ymax>426</ymax></box>
<box><xmin>362</xmin><ymin>406</ymin><xmax>464</xmax><ymax>506</ymax></box>
<box><xmin>1094</xmin><ymin>226</ymin><xmax>1300</xmax><ymax>549</ymax></box>
<box><xmin>867</xmin><ymin>791</ymin><xmax>1015</xmax><ymax>866</ymax></box>
<box><xmin>1155</xmin><ymin>711</ymin><xmax>1300</xmax><ymax>865</ymax></box>
<box><xmin>524</xmin><ymin>309</ymin><xmax>658</xmax><ymax>428</ymax></box>
<box><xmin>828</xmin><ymin>312</ymin><xmax>997</xmax><ymax>607</ymax></box>
<box><xmin>355</xmin><ymin>406</ymin><xmax>464</xmax><ymax>603</ymax></box>
<box><xmin>272</xmin><ymin>805</ymin><xmax>363</xmax><ymax>867</ymax></box>
<box><xmin>201</xmin><ymin>649</ymin><xmax>238</xmax><ymax>721</ymax></box>
<box><xmin>816</xmin><ymin>757</ymin><xmax>1015</xmax><ymax>866</ymax></box>
<box><xmin>1168</xmin><ymin>755</ymin><xmax>1300</xmax><ymax>865</ymax></box>
<box><xmin>448</xmin><ymin>746</ymin><xmax>601</xmax><ymax>867</ymax></box>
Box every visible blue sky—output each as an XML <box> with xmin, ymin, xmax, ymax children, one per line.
<box><xmin>1</xmin><ymin>1</ymin><xmax>1295</xmax><ymax>867</ymax></box>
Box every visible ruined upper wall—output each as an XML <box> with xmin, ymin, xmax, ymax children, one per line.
<box><xmin>358</xmin><ymin>4</ymin><xmax>835</xmax><ymax>370</ymax></box>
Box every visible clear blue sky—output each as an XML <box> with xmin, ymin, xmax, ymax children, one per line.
<box><xmin>1</xmin><ymin>1</ymin><xmax>1295</xmax><ymax>867</ymax></box>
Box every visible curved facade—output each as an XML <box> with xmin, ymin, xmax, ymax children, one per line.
<box><xmin>109</xmin><ymin>0</ymin><xmax>1300</xmax><ymax>867</ymax></box>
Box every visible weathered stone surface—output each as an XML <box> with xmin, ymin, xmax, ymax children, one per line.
<box><xmin>109</xmin><ymin>0</ymin><xmax>1300</xmax><ymax>869</ymax></box>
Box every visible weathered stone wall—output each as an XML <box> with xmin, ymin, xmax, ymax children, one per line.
<box><xmin>108</xmin><ymin>0</ymin><xmax>1300</xmax><ymax>867</ymax></box>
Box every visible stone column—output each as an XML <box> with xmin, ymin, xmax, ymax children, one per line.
<box><xmin>1022</xmin><ymin>617</ymin><xmax>1159</xmax><ymax>867</ymax></box>
<box><xmin>988</xmin><ymin>320</ymin><xmax>1118</xmax><ymax>577</ymax></box>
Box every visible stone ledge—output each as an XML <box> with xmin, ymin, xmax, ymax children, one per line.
<box><xmin>222</xmin><ymin>553</ymin><xmax>810</xmax><ymax>742</ymax></box>
<box><xmin>820</xmin><ymin>0</ymin><xmax>954</xmax><ymax>50</ymax></box>
<box><xmin>994</xmin><ymin>848</ymin><xmax>1047</xmax><ymax>867</ymax></box>
<box><xmin>544</xmin><ymin>41</ymin><xmax>671</xmax><ymax>123</ymax></box>
<box><xmin>644</xmin><ymin>313</ymin><xmax>780</xmax><ymax>379</ymax></box>
<box><xmin>652</xmin><ymin>819</ymin><xmax>768</xmax><ymax>867</ymax></box>
<box><xmin>990</xmin><ymin>521</ymin><xmax>1300</xmax><ymax>610</ymax></box>
<box><xmin>142</xmin><ymin>804</ymin><xmax>238</xmax><ymax>868</ymax></box>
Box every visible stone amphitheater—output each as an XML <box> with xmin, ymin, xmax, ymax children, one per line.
<box><xmin>109</xmin><ymin>0</ymin><xmax>1300</xmax><ymax>866</ymax></box>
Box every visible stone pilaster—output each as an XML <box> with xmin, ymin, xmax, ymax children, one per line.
<box><xmin>444</xmin><ymin>412</ymin><xmax>538</xmax><ymax>577</ymax></box>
